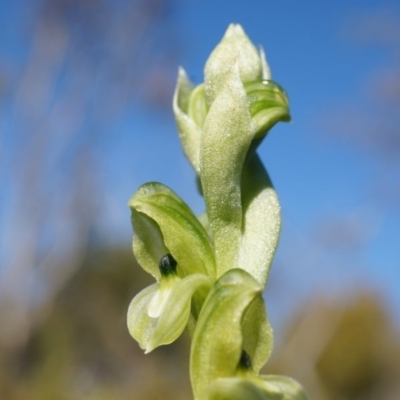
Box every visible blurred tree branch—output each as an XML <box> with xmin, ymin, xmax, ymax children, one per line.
<box><xmin>0</xmin><ymin>0</ymin><xmax>178</xmax><ymax>352</ymax></box>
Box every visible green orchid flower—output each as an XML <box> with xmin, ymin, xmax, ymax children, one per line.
<box><xmin>190</xmin><ymin>269</ymin><xmax>308</xmax><ymax>400</ymax></box>
<box><xmin>127</xmin><ymin>253</ymin><xmax>211</xmax><ymax>353</ymax></box>
<box><xmin>127</xmin><ymin>183</ymin><xmax>214</xmax><ymax>352</ymax></box>
<box><xmin>127</xmin><ymin>23</ymin><xmax>308</xmax><ymax>400</ymax></box>
<box><xmin>190</xmin><ymin>269</ymin><xmax>273</xmax><ymax>399</ymax></box>
<box><xmin>207</xmin><ymin>375</ymin><xmax>309</xmax><ymax>400</ymax></box>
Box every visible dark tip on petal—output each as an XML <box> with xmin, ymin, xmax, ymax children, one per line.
<box><xmin>238</xmin><ymin>350</ymin><xmax>252</xmax><ymax>370</ymax></box>
<box><xmin>159</xmin><ymin>254</ymin><xmax>177</xmax><ymax>276</ymax></box>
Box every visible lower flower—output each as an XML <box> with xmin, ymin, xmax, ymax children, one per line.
<box><xmin>207</xmin><ymin>375</ymin><xmax>308</xmax><ymax>400</ymax></box>
<box><xmin>127</xmin><ymin>270</ymin><xmax>211</xmax><ymax>353</ymax></box>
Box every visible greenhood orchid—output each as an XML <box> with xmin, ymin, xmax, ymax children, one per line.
<box><xmin>127</xmin><ymin>24</ymin><xmax>308</xmax><ymax>400</ymax></box>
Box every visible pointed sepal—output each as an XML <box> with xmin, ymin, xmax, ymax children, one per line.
<box><xmin>173</xmin><ymin>68</ymin><xmax>204</xmax><ymax>173</ymax></box>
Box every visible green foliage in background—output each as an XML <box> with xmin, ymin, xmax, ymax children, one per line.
<box><xmin>0</xmin><ymin>249</ymin><xmax>192</xmax><ymax>400</ymax></box>
<box><xmin>0</xmin><ymin>248</ymin><xmax>399</xmax><ymax>399</ymax></box>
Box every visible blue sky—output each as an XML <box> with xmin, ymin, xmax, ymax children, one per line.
<box><xmin>106</xmin><ymin>0</ymin><xmax>400</xmax><ymax>327</ymax></box>
<box><xmin>1</xmin><ymin>0</ymin><xmax>399</xmax><ymax>333</ymax></box>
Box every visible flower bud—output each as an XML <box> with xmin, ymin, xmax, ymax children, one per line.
<box><xmin>204</xmin><ymin>24</ymin><xmax>263</xmax><ymax>103</ymax></box>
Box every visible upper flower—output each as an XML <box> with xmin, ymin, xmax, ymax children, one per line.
<box><xmin>127</xmin><ymin>182</ymin><xmax>214</xmax><ymax>352</ymax></box>
<box><xmin>173</xmin><ymin>24</ymin><xmax>290</xmax><ymax>286</ymax></box>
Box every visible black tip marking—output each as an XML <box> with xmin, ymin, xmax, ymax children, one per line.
<box><xmin>159</xmin><ymin>254</ymin><xmax>177</xmax><ymax>276</ymax></box>
<box><xmin>239</xmin><ymin>350</ymin><xmax>252</xmax><ymax>370</ymax></box>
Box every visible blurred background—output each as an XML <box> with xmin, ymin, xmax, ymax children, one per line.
<box><xmin>0</xmin><ymin>0</ymin><xmax>399</xmax><ymax>398</ymax></box>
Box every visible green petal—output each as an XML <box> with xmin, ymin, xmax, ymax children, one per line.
<box><xmin>200</xmin><ymin>65</ymin><xmax>252</xmax><ymax>277</ymax></box>
<box><xmin>131</xmin><ymin>209</ymin><xmax>168</xmax><ymax>280</ymax></box>
<box><xmin>190</xmin><ymin>269</ymin><xmax>268</xmax><ymax>400</ymax></box>
<box><xmin>188</xmin><ymin>83</ymin><xmax>208</xmax><ymax>129</ymax></box>
<box><xmin>129</xmin><ymin>182</ymin><xmax>216</xmax><ymax>279</ymax></box>
<box><xmin>127</xmin><ymin>274</ymin><xmax>212</xmax><ymax>353</ymax></box>
<box><xmin>127</xmin><ymin>283</ymin><xmax>159</xmax><ymax>351</ymax></box>
<box><xmin>207</xmin><ymin>375</ymin><xmax>309</xmax><ymax>400</ymax></box>
<box><xmin>257</xmin><ymin>375</ymin><xmax>309</xmax><ymax>400</ymax></box>
<box><xmin>241</xmin><ymin>290</ymin><xmax>273</xmax><ymax>372</ymax></box>
<box><xmin>173</xmin><ymin>68</ymin><xmax>202</xmax><ymax>173</ymax></box>
<box><xmin>207</xmin><ymin>378</ymin><xmax>268</xmax><ymax>400</ymax></box>
<box><xmin>245</xmin><ymin>80</ymin><xmax>291</xmax><ymax>139</ymax></box>
<box><xmin>204</xmin><ymin>24</ymin><xmax>262</xmax><ymax>104</ymax></box>
<box><xmin>238</xmin><ymin>154</ymin><xmax>281</xmax><ymax>286</ymax></box>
